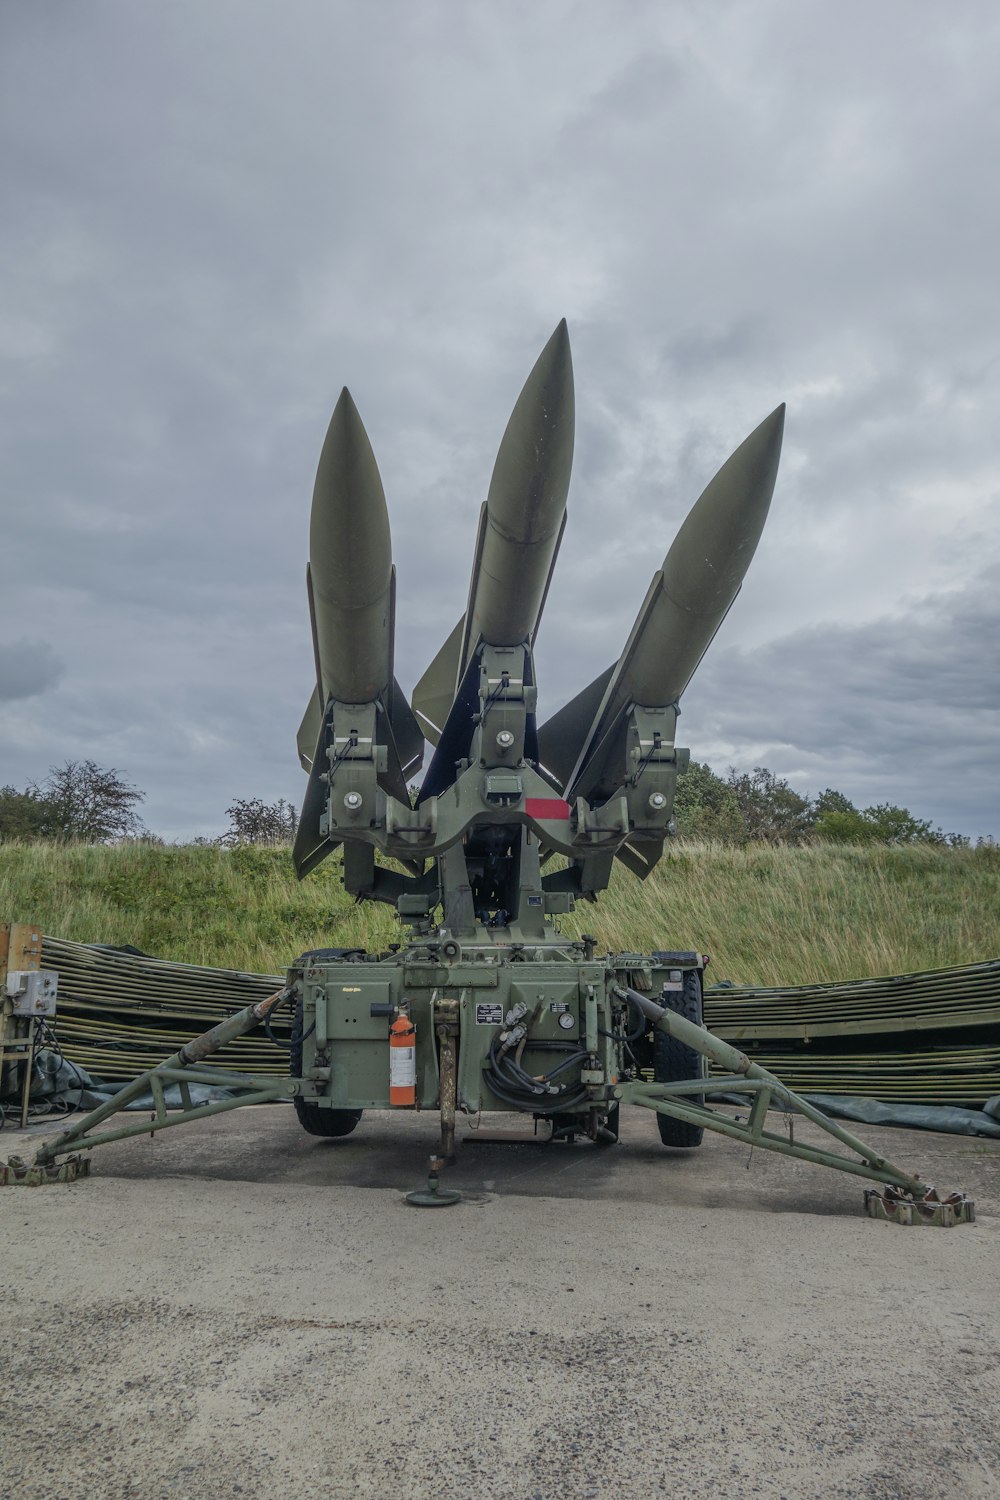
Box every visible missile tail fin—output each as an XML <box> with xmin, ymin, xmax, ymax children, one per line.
<box><xmin>536</xmin><ymin>662</ymin><xmax>616</xmax><ymax>793</ymax></box>
<box><xmin>305</xmin><ymin>564</ymin><xmax>323</xmax><ymax>701</ymax></box>
<box><xmin>387</xmin><ymin>680</ymin><xmax>424</xmax><ymax>782</ymax></box>
<box><xmin>412</xmin><ymin>615</ymin><xmax>465</xmax><ymax>747</ymax></box>
<box><xmin>292</xmin><ymin>714</ymin><xmax>342</xmax><ymax>879</ymax></box>
<box><xmin>531</xmin><ymin>508</ymin><xmax>568</xmax><ymax>646</ymax></box>
<box><xmin>297</xmin><ymin>690</ymin><xmax>323</xmax><ymax>773</ymax></box>
<box><xmin>458</xmin><ymin>502</ymin><xmax>489</xmax><ymax>673</ymax></box>
<box><xmin>556</xmin><ymin>572</ymin><xmax>665</xmax><ymax>799</ymax></box>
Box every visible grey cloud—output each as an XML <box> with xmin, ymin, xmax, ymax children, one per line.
<box><xmin>0</xmin><ymin>1</ymin><xmax>997</xmax><ymax>840</ymax></box>
<box><xmin>681</xmin><ymin>566</ymin><xmax>1000</xmax><ymax>838</ymax></box>
<box><xmin>0</xmin><ymin>639</ymin><xmax>64</xmax><ymax>703</ymax></box>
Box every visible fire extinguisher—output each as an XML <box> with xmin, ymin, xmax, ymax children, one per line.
<box><xmin>389</xmin><ymin>1007</ymin><xmax>416</xmax><ymax>1106</ymax></box>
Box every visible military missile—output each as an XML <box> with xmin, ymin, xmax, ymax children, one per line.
<box><xmin>609</xmin><ymin>402</ymin><xmax>785</xmax><ymax>708</ymax></box>
<box><xmin>540</xmin><ymin>404</ymin><xmax>785</xmax><ymax>797</ymax></box>
<box><xmin>309</xmin><ymin>387</ymin><xmax>394</xmax><ymax>706</ymax></box>
<box><xmin>294</xmin><ymin>388</ymin><xmax>424</xmax><ymax>878</ymax></box>
<box><xmin>464</xmin><ymin>316</ymin><xmax>575</xmax><ymax>656</ymax></box>
<box><xmin>412</xmin><ymin>320</ymin><xmax>574</xmax><ymax>743</ymax></box>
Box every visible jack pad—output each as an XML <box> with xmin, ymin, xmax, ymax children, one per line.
<box><xmin>1</xmin><ymin>1154</ymin><xmax>91</xmax><ymax>1186</ymax></box>
<box><xmin>405</xmin><ymin>1155</ymin><xmax>461</xmax><ymax>1208</ymax></box>
<box><xmin>864</xmin><ymin>1185</ymin><xmax>975</xmax><ymax>1227</ymax></box>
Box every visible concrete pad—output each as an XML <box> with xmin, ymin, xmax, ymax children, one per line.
<box><xmin>1</xmin><ymin>1105</ymin><xmax>998</xmax><ymax>1500</ymax></box>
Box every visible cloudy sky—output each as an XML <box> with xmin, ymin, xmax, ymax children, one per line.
<box><xmin>2</xmin><ymin>1</ymin><xmax>998</xmax><ymax>841</ymax></box>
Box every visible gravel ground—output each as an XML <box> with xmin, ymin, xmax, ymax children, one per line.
<box><xmin>1</xmin><ymin>1105</ymin><xmax>998</xmax><ymax>1500</ymax></box>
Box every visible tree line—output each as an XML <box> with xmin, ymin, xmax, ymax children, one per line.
<box><xmin>0</xmin><ymin>758</ymin><xmax>987</xmax><ymax>848</ymax></box>
<box><xmin>0</xmin><ymin>764</ymin><xmax>297</xmax><ymax>847</ymax></box>
<box><xmin>673</xmin><ymin>762</ymin><xmax>979</xmax><ymax>847</ymax></box>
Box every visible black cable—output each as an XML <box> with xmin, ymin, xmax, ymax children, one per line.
<box><xmin>488</xmin><ymin>1038</ymin><xmax>545</xmax><ymax>1094</ymax></box>
<box><xmin>532</xmin><ymin>1050</ymin><xmax>590</xmax><ymax>1083</ymax></box>
<box><xmin>598</xmin><ymin>992</ymin><xmax>647</xmax><ymax>1064</ymax></box>
<box><xmin>624</xmin><ymin>992</ymin><xmax>647</xmax><ymax>1043</ymax></box>
<box><xmin>485</xmin><ymin>1072</ymin><xmax>592</xmax><ymax>1116</ymax></box>
<box><xmin>485</xmin><ymin>1033</ymin><xmax>591</xmax><ymax>1112</ymax></box>
<box><xmin>489</xmin><ymin>1035</ymin><xmax>587</xmax><ymax>1089</ymax></box>
<box><xmin>481</xmin><ymin>671</ymin><xmax>511</xmax><ymax>716</ymax></box>
<box><xmin>327</xmin><ymin>729</ymin><xmax>360</xmax><ymax>777</ymax></box>
<box><xmin>262</xmin><ymin>989</ymin><xmax>309</xmax><ymax>1050</ymax></box>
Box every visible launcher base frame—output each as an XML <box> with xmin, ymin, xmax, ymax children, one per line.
<box><xmin>24</xmin><ymin>985</ymin><xmax>974</xmax><ymax>1224</ymax></box>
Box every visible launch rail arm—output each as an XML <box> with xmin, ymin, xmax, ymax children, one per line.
<box><xmin>616</xmin><ymin>986</ymin><xmax>932</xmax><ymax>1198</ymax></box>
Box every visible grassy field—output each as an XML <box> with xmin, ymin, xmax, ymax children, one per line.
<box><xmin>1</xmin><ymin>839</ymin><xmax>998</xmax><ymax>985</ymax></box>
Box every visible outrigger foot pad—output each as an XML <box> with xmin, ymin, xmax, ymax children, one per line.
<box><xmin>864</xmin><ymin>1184</ymin><xmax>975</xmax><ymax>1227</ymax></box>
<box><xmin>1</xmin><ymin>1154</ymin><xmax>91</xmax><ymax>1186</ymax></box>
<box><xmin>405</xmin><ymin>1154</ymin><xmax>461</xmax><ymax>1208</ymax></box>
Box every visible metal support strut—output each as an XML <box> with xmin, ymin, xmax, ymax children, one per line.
<box><xmin>30</xmin><ymin>990</ymin><xmax>298</xmax><ymax>1167</ymax></box>
<box><xmin>615</xmin><ymin>988</ymin><xmax>974</xmax><ymax>1222</ymax></box>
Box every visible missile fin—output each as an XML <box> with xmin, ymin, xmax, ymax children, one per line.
<box><xmin>561</xmin><ymin>573</ymin><xmax>665</xmax><ymax>796</ymax></box>
<box><xmin>305</xmin><ymin>564</ymin><xmax>324</xmax><ymax>701</ymax></box>
<box><xmin>297</xmin><ymin>689</ymin><xmax>323</xmax><ymax>772</ymax></box>
<box><xmin>293</xmin><ymin>695</ymin><xmax>416</xmax><ymax>879</ymax></box>
<box><xmin>411</xmin><ymin>615</ymin><xmax>465</xmax><ymax>747</ymax></box>
<box><xmin>615</xmin><ymin>837</ymin><xmax>663</xmax><ymax>880</ymax></box>
<box><xmin>531</xmin><ymin>507</ymin><xmax>568</xmax><ymax>645</ymax></box>
<box><xmin>458</xmin><ymin>502</ymin><xmax>490</xmax><ymax>672</ymax></box>
<box><xmin>292</xmin><ymin>716</ymin><xmax>342</xmax><ymax>879</ymax></box>
<box><xmin>416</xmin><ymin>651</ymin><xmax>482</xmax><ymax>805</ymax></box>
<box><xmin>536</xmin><ymin>662</ymin><xmax>616</xmax><ymax>792</ymax></box>
<box><xmin>378</xmin><ymin>702</ymin><xmax>417</xmax><ymax>805</ymax></box>
<box><xmin>388</xmin><ymin>678</ymin><xmax>424</xmax><ymax>781</ymax></box>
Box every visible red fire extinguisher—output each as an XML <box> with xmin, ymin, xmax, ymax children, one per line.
<box><xmin>389</xmin><ymin>1008</ymin><xmax>416</xmax><ymax>1106</ymax></box>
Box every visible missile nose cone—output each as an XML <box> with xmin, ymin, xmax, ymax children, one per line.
<box><xmin>309</xmin><ymin>387</ymin><xmax>394</xmax><ymax>704</ymax></box>
<box><xmin>487</xmin><ymin>319</ymin><xmax>574</xmax><ymax>544</ymax></box>
<box><xmin>312</xmin><ymin>387</ymin><xmax>391</xmax><ymax>566</ymax></box>
<box><xmin>663</xmin><ymin>403</ymin><xmax>784</xmax><ymax>616</ymax></box>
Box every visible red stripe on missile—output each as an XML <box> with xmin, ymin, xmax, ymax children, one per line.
<box><xmin>525</xmin><ymin>797</ymin><xmax>571</xmax><ymax>820</ymax></box>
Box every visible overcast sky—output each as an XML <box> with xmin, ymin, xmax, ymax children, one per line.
<box><xmin>1</xmin><ymin>1</ymin><xmax>998</xmax><ymax>841</ymax></box>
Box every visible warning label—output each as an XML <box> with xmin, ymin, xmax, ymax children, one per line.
<box><xmin>475</xmin><ymin>1002</ymin><xmax>504</xmax><ymax>1026</ymax></box>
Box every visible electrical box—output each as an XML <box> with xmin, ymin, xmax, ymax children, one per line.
<box><xmin>5</xmin><ymin>970</ymin><xmax>58</xmax><ymax>1017</ymax></box>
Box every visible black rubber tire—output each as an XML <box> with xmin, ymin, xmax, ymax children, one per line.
<box><xmin>653</xmin><ymin>970</ymin><xmax>705</xmax><ymax>1149</ymax></box>
<box><xmin>290</xmin><ymin>991</ymin><xmax>363</xmax><ymax>1140</ymax></box>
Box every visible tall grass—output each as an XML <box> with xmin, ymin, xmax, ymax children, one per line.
<box><xmin>0</xmin><ymin>840</ymin><xmax>997</xmax><ymax>985</ymax></box>
<box><xmin>561</xmin><ymin>842</ymin><xmax>1000</xmax><ymax>984</ymax></box>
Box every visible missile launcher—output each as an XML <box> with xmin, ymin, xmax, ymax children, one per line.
<box><xmin>286</xmin><ymin>322</ymin><xmax>787</xmax><ymax>1150</ymax></box>
<box><xmin>35</xmin><ymin>324</ymin><xmax>972</xmax><ymax>1221</ymax></box>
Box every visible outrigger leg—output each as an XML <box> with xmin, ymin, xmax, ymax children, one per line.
<box><xmin>615</xmin><ymin>988</ymin><xmax>975</xmax><ymax>1226</ymax></box>
<box><xmin>26</xmin><ymin>990</ymin><xmax>298</xmax><ymax>1171</ymax></box>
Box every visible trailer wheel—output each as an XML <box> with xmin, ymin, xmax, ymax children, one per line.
<box><xmin>290</xmin><ymin>992</ymin><xmax>363</xmax><ymax>1139</ymax></box>
<box><xmin>653</xmin><ymin>970</ymin><xmax>705</xmax><ymax>1149</ymax></box>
